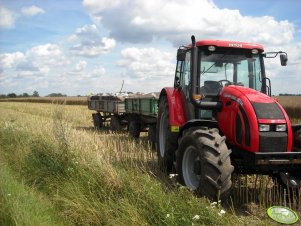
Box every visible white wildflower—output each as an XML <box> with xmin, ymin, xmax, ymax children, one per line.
<box><xmin>166</xmin><ymin>214</ymin><xmax>170</xmax><ymax>218</ymax></box>
<box><xmin>192</xmin><ymin>215</ymin><xmax>200</xmax><ymax>220</ymax></box>
<box><xmin>7</xmin><ymin>194</ymin><xmax>11</xmax><ymax>196</ymax></box>
<box><xmin>210</xmin><ymin>201</ymin><xmax>217</xmax><ymax>208</ymax></box>
<box><xmin>169</xmin><ymin>174</ymin><xmax>178</xmax><ymax>179</ymax></box>
<box><xmin>218</xmin><ymin>209</ymin><xmax>226</xmax><ymax>217</ymax></box>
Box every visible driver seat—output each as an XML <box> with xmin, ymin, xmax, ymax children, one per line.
<box><xmin>200</xmin><ymin>80</ymin><xmax>222</xmax><ymax>96</ymax></box>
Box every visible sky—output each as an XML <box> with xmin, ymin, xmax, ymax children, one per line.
<box><xmin>0</xmin><ymin>0</ymin><xmax>300</xmax><ymax>96</ymax></box>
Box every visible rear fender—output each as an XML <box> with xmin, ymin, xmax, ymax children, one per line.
<box><xmin>159</xmin><ymin>88</ymin><xmax>186</xmax><ymax>130</ymax></box>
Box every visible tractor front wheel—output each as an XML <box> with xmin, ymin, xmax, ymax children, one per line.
<box><xmin>177</xmin><ymin>127</ymin><xmax>234</xmax><ymax>201</ymax></box>
<box><xmin>156</xmin><ymin>96</ymin><xmax>177</xmax><ymax>172</ymax></box>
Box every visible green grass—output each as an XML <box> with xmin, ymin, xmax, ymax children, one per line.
<box><xmin>0</xmin><ymin>165</ymin><xmax>66</xmax><ymax>226</ymax></box>
<box><xmin>0</xmin><ymin>102</ymin><xmax>297</xmax><ymax>225</ymax></box>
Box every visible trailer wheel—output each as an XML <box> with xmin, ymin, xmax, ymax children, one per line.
<box><xmin>176</xmin><ymin>127</ymin><xmax>233</xmax><ymax>201</ymax></box>
<box><xmin>129</xmin><ymin>120</ymin><xmax>140</xmax><ymax>139</ymax></box>
<box><xmin>156</xmin><ymin>96</ymin><xmax>177</xmax><ymax>172</ymax></box>
<box><xmin>148</xmin><ymin>125</ymin><xmax>156</xmax><ymax>150</ymax></box>
<box><xmin>92</xmin><ymin>113</ymin><xmax>103</xmax><ymax>129</ymax></box>
<box><xmin>110</xmin><ymin>115</ymin><xmax>122</xmax><ymax>131</ymax></box>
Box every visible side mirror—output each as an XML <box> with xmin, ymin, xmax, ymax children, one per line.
<box><xmin>177</xmin><ymin>48</ymin><xmax>186</xmax><ymax>61</ymax></box>
<box><xmin>280</xmin><ymin>53</ymin><xmax>288</xmax><ymax>66</ymax></box>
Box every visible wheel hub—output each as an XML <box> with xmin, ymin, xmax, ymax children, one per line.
<box><xmin>182</xmin><ymin>146</ymin><xmax>201</xmax><ymax>190</ymax></box>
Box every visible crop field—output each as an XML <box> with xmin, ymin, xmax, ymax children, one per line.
<box><xmin>0</xmin><ymin>102</ymin><xmax>300</xmax><ymax>225</ymax></box>
<box><xmin>277</xmin><ymin>96</ymin><xmax>301</xmax><ymax>122</ymax></box>
<box><xmin>1</xmin><ymin>95</ymin><xmax>300</xmax><ymax>121</ymax></box>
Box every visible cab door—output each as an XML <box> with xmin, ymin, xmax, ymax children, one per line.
<box><xmin>175</xmin><ymin>50</ymin><xmax>195</xmax><ymax>121</ymax></box>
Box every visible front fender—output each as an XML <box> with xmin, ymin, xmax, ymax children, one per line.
<box><xmin>159</xmin><ymin>87</ymin><xmax>186</xmax><ymax>128</ymax></box>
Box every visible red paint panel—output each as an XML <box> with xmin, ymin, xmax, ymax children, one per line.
<box><xmin>186</xmin><ymin>40</ymin><xmax>264</xmax><ymax>51</ymax></box>
<box><xmin>161</xmin><ymin>87</ymin><xmax>186</xmax><ymax>127</ymax></box>
<box><xmin>218</xmin><ymin>86</ymin><xmax>262</xmax><ymax>153</ymax></box>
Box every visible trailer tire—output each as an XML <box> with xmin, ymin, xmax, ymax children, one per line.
<box><xmin>129</xmin><ymin>120</ymin><xmax>140</xmax><ymax>139</ymax></box>
<box><xmin>156</xmin><ymin>96</ymin><xmax>177</xmax><ymax>172</ymax></box>
<box><xmin>110</xmin><ymin>115</ymin><xmax>122</xmax><ymax>131</ymax></box>
<box><xmin>92</xmin><ymin>113</ymin><xmax>103</xmax><ymax>129</ymax></box>
<box><xmin>176</xmin><ymin>127</ymin><xmax>233</xmax><ymax>201</ymax></box>
<box><xmin>148</xmin><ymin>124</ymin><xmax>156</xmax><ymax>150</ymax></box>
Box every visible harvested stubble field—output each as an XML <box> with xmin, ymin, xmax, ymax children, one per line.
<box><xmin>0</xmin><ymin>102</ymin><xmax>300</xmax><ymax>226</ymax></box>
<box><xmin>1</xmin><ymin>95</ymin><xmax>300</xmax><ymax>121</ymax></box>
<box><xmin>0</xmin><ymin>96</ymin><xmax>88</xmax><ymax>105</ymax></box>
<box><xmin>277</xmin><ymin>96</ymin><xmax>301</xmax><ymax>122</ymax></box>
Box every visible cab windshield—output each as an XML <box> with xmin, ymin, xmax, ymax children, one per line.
<box><xmin>199</xmin><ymin>48</ymin><xmax>263</xmax><ymax>95</ymax></box>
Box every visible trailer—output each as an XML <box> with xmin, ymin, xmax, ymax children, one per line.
<box><xmin>88</xmin><ymin>94</ymin><xmax>126</xmax><ymax>131</ymax></box>
<box><xmin>88</xmin><ymin>92</ymin><xmax>159</xmax><ymax>145</ymax></box>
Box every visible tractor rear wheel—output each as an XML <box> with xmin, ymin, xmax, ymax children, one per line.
<box><xmin>176</xmin><ymin>127</ymin><xmax>233</xmax><ymax>201</ymax></box>
<box><xmin>156</xmin><ymin>96</ymin><xmax>177</xmax><ymax>172</ymax></box>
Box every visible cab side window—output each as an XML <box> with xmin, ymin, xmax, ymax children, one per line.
<box><xmin>182</xmin><ymin>51</ymin><xmax>191</xmax><ymax>97</ymax></box>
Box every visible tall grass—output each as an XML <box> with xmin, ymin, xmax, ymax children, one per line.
<box><xmin>0</xmin><ymin>102</ymin><xmax>297</xmax><ymax>225</ymax></box>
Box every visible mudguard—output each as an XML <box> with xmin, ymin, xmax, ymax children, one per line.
<box><xmin>159</xmin><ymin>87</ymin><xmax>186</xmax><ymax>129</ymax></box>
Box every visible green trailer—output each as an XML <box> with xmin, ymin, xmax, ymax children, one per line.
<box><xmin>125</xmin><ymin>96</ymin><xmax>158</xmax><ymax>117</ymax></box>
<box><xmin>88</xmin><ymin>92</ymin><xmax>159</xmax><ymax>145</ymax></box>
<box><xmin>124</xmin><ymin>93</ymin><xmax>159</xmax><ymax>142</ymax></box>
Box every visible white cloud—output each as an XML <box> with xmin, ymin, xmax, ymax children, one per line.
<box><xmin>89</xmin><ymin>66</ymin><xmax>105</xmax><ymax>78</ymax></box>
<box><xmin>21</xmin><ymin>5</ymin><xmax>45</xmax><ymax>16</ymax></box>
<box><xmin>69</xmin><ymin>24</ymin><xmax>116</xmax><ymax>57</ymax></box>
<box><xmin>118</xmin><ymin>47</ymin><xmax>174</xmax><ymax>79</ymax></box>
<box><xmin>83</xmin><ymin>0</ymin><xmax>121</xmax><ymax>14</ymax></box>
<box><xmin>83</xmin><ymin>0</ymin><xmax>294</xmax><ymax>47</ymax></box>
<box><xmin>116</xmin><ymin>47</ymin><xmax>174</xmax><ymax>92</ymax></box>
<box><xmin>0</xmin><ymin>52</ymin><xmax>25</xmax><ymax>69</ymax></box>
<box><xmin>0</xmin><ymin>7</ymin><xmax>16</xmax><ymax>28</ymax></box>
<box><xmin>75</xmin><ymin>60</ymin><xmax>87</xmax><ymax>72</ymax></box>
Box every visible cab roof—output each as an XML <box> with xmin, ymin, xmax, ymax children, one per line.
<box><xmin>190</xmin><ymin>40</ymin><xmax>264</xmax><ymax>51</ymax></box>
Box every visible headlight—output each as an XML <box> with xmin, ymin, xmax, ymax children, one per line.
<box><xmin>276</xmin><ymin>124</ymin><xmax>286</xmax><ymax>132</ymax></box>
<box><xmin>259</xmin><ymin>124</ymin><xmax>270</xmax><ymax>132</ymax></box>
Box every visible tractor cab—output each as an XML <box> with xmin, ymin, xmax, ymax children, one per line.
<box><xmin>174</xmin><ymin>37</ymin><xmax>287</xmax><ymax>121</ymax></box>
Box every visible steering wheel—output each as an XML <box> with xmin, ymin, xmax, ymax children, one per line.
<box><xmin>218</xmin><ymin>79</ymin><xmax>232</xmax><ymax>87</ymax></box>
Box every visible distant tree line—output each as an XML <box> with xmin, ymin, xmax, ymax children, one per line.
<box><xmin>0</xmin><ymin>91</ymin><xmax>67</xmax><ymax>99</ymax></box>
<box><xmin>279</xmin><ymin>93</ymin><xmax>301</xmax><ymax>96</ymax></box>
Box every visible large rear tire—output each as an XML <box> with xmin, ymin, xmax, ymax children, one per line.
<box><xmin>156</xmin><ymin>96</ymin><xmax>177</xmax><ymax>172</ymax></box>
<box><xmin>176</xmin><ymin>127</ymin><xmax>234</xmax><ymax>201</ymax></box>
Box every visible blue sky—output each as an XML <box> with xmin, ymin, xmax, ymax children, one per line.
<box><xmin>0</xmin><ymin>0</ymin><xmax>300</xmax><ymax>96</ymax></box>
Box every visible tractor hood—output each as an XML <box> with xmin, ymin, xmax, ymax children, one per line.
<box><xmin>223</xmin><ymin>85</ymin><xmax>275</xmax><ymax>104</ymax></box>
<box><xmin>218</xmin><ymin>85</ymin><xmax>293</xmax><ymax>152</ymax></box>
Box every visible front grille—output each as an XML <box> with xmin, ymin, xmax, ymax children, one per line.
<box><xmin>259</xmin><ymin>132</ymin><xmax>287</xmax><ymax>152</ymax></box>
<box><xmin>252</xmin><ymin>102</ymin><xmax>284</xmax><ymax>119</ymax></box>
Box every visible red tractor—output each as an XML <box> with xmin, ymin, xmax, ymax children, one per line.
<box><xmin>156</xmin><ymin>36</ymin><xmax>301</xmax><ymax>200</ymax></box>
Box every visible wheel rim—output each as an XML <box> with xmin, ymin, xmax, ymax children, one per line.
<box><xmin>182</xmin><ymin>146</ymin><xmax>201</xmax><ymax>190</ymax></box>
<box><xmin>159</xmin><ymin>111</ymin><xmax>167</xmax><ymax>157</ymax></box>
<box><xmin>280</xmin><ymin>172</ymin><xmax>300</xmax><ymax>189</ymax></box>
